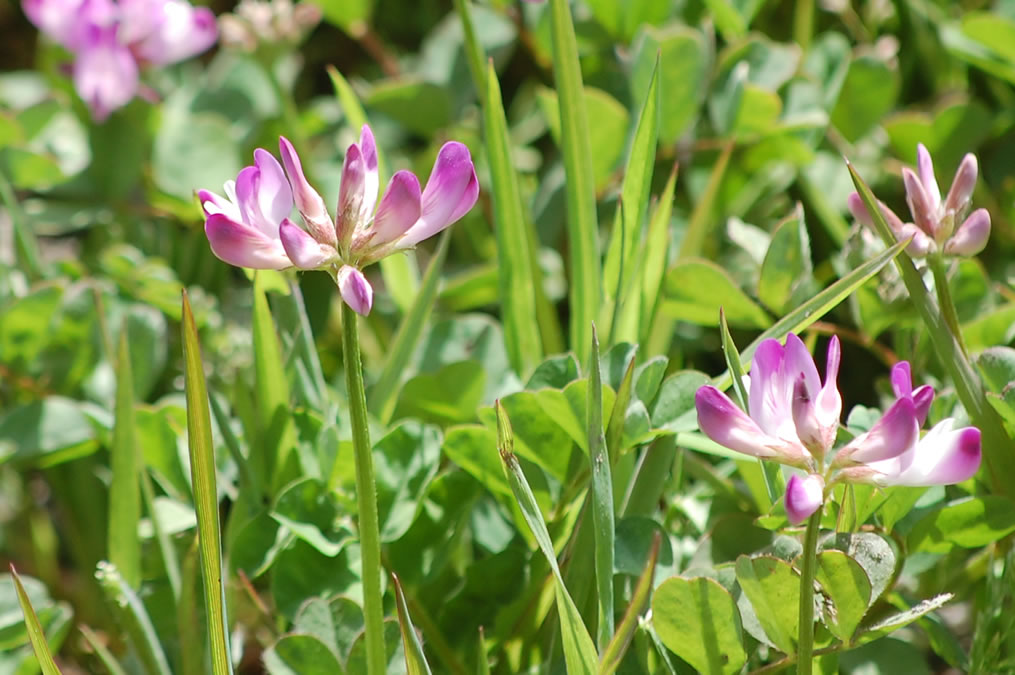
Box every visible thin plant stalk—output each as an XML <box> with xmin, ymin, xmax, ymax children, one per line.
<box><xmin>927</xmin><ymin>253</ymin><xmax>968</xmax><ymax>356</ymax></box>
<box><xmin>797</xmin><ymin>508</ymin><xmax>822</xmax><ymax>675</ymax></box>
<box><xmin>342</xmin><ymin>300</ymin><xmax>387</xmax><ymax>675</ymax></box>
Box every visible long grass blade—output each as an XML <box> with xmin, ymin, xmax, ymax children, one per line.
<box><xmin>182</xmin><ymin>290</ymin><xmax>234</xmax><ymax>675</ymax></box>
<box><xmin>639</xmin><ymin>163</ymin><xmax>678</xmax><ymax>346</ymax></box>
<box><xmin>549</xmin><ymin>0</ymin><xmax>601</xmax><ymax>363</ymax></box>
<box><xmin>598</xmin><ymin>534</ymin><xmax>660</xmax><ymax>675</ymax></box>
<box><xmin>603</xmin><ymin>56</ymin><xmax>660</xmax><ymax>345</ymax></box>
<box><xmin>452</xmin><ymin>0</ymin><xmax>486</xmax><ymax>103</ymax></box>
<box><xmin>393</xmin><ymin>574</ymin><xmax>433</xmax><ymax>675</ymax></box>
<box><xmin>485</xmin><ymin>60</ymin><xmax>543</xmax><ymax>375</ymax></box>
<box><xmin>848</xmin><ymin>162</ymin><xmax>1015</xmax><ymax>495</ymax></box>
<box><xmin>370</xmin><ymin>231</ymin><xmax>451</xmax><ymax>423</ymax></box>
<box><xmin>79</xmin><ymin>624</ymin><xmax>128</xmax><ymax>675</ymax></box>
<box><xmin>10</xmin><ymin>565</ymin><xmax>62</xmax><ymax>675</ymax></box>
<box><xmin>109</xmin><ymin>324</ymin><xmax>141</xmax><ymax>589</ymax></box>
<box><xmin>95</xmin><ymin>562</ymin><xmax>173</xmax><ymax>675</ymax></box>
<box><xmin>496</xmin><ymin>402</ymin><xmax>598</xmax><ymax>673</ymax></box>
<box><xmin>587</xmin><ymin>327</ymin><xmax>615</xmax><ymax>650</ymax></box>
<box><xmin>677</xmin><ymin>141</ymin><xmax>733</xmax><ymax>260</ymax></box>
<box><xmin>140</xmin><ymin>470</ymin><xmax>181</xmax><ymax>602</ymax></box>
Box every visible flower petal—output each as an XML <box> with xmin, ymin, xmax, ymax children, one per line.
<box><xmin>897</xmin><ymin>223</ymin><xmax>934</xmax><ymax>257</ymax></box>
<box><xmin>236</xmin><ymin>149</ymin><xmax>293</xmax><ymax>237</ymax></box>
<box><xmin>73</xmin><ymin>28</ymin><xmax>139</xmax><ymax>121</ymax></box>
<box><xmin>944</xmin><ymin>208</ymin><xmax>990</xmax><ymax>257</ymax></box>
<box><xmin>279</xmin><ymin>218</ymin><xmax>332</xmax><ymax>269</ymax></box>
<box><xmin>785</xmin><ymin>474</ymin><xmax>824</xmax><ymax>525</ymax></box>
<box><xmin>890</xmin><ymin>361</ymin><xmax>913</xmax><ymax>398</ymax></box>
<box><xmin>912</xmin><ymin>385</ymin><xmax>934</xmax><ymax>427</ymax></box>
<box><xmin>943</xmin><ymin>153</ymin><xmax>978</xmax><ymax>216</ymax></box>
<box><xmin>748</xmin><ymin>338</ymin><xmax>790</xmax><ymax>437</ymax></box>
<box><xmin>358</xmin><ymin>125</ymin><xmax>379</xmax><ymax>218</ymax></box>
<box><xmin>337</xmin><ymin>141</ymin><xmax>367</xmax><ymax>241</ymax></box>
<box><xmin>398</xmin><ymin>141</ymin><xmax>479</xmax><ymax>248</ymax></box>
<box><xmin>198</xmin><ymin>187</ymin><xmax>240</xmax><ymax>222</ymax></box>
<box><xmin>368</xmin><ymin>170</ymin><xmax>422</xmax><ymax>246</ymax></box>
<box><xmin>132</xmin><ymin>0</ymin><xmax>217</xmax><ymax>64</ymax></box>
<box><xmin>916</xmin><ymin>143</ymin><xmax>941</xmax><ymax>212</ymax></box>
<box><xmin>279</xmin><ymin>136</ymin><xmax>335</xmax><ymax>246</ymax></box>
<box><xmin>874</xmin><ymin>420</ymin><xmax>981</xmax><ymax>487</ymax></box>
<box><xmin>837</xmin><ymin>397</ymin><xmax>918</xmax><ymax>465</ymax></box>
<box><xmin>205</xmin><ymin>213</ymin><xmax>291</xmax><ymax>269</ymax></box>
<box><xmin>903</xmin><ymin>167</ymin><xmax>937</xmax><ymax>238</ymax></box>
<box><xmin>337</xmin><ymin>265</ymin><xmax>373</xmax><ymax>316</ymax></box>
<box><xmin>696</xmin><ymin>386</ymin><xmax>807</xmax><ymax>464</ymax></box>
<box><xmin>815</xmin><ymin>336</ymin><xmax>842</xmax><ymax>431</ymax></box>
<box><xmin>846</xmin><ymin>192</ymin><xmax>907</xmax><ymax>234</ymax></box>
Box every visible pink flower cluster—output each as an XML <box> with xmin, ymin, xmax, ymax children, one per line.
<box><xmin>695</xmin><ymin>334</ymin><xmax>981</xmax><ymax>524</ymax></box>
<box><xmin>23</xmin><ymin>0</ymin><xmax>217</xmax><ymax>120</ymax></box>
<box><xmin>198</xmin><ymin>125</ymin><xmax>479</xmax><ymax>315</ymax></box>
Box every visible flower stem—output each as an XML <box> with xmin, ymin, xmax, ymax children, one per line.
<box><xmin>797</xmin><ymin>508</ymin><xmax>822</xmax><ymax>675</ymax></box>
<box><xmin>928</xmin><ymin>253</ymin><xmax>967</xmax><ymax>357</ymax></box>
<box><xmin>341</xmin><ymin>301</ymin><xmax>386</xmax><ymax>675</ymax></box>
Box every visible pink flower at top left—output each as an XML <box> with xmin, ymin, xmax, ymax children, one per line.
<box><xmin>23</xmin><ymin>0</ymin><xmax>217</xmax><ymax>121</ymax></box>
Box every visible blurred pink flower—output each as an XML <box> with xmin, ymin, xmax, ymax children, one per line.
<box><xmin>23</xmin><ymin>0</ymin><xmax>216</xmax><ymax>120</ymax></box>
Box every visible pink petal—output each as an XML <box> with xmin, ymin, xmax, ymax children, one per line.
<box><xmin>943</xmin><ymin>153</ymin><xmax>978</xmax><ymax>216</ymax></box>
<box><xmin>897</xmin><ymin>223</ymin><xmax>934</xmax><ymax>257</ymax></box>
<box><xmin>279</xmin><ymin>136</ymin><xmax>336</xmax><ymax>246</ymax></box>
<box><xmin>785</xmin><ymin>474</ymin><xmax>824</xmax><ymax>525</ymax></box>
<box><xmin>916</xmin><ymin>143</ymin><xmax>941</xmax><ymax>212</ymax></box>
<box><xmin>235</xmin><ymin>149</ymin><xmax>293</xmax><ymax>237</ymax></box>
<box><xmin>23</xmin><ymin>0</ymin><xmax>94</xmax><ymax>48</ymax></box>
<box><xmin>695</xmin><ymin>386</ymin><xmax>808</xmax><ymax>465</ymax></box>
<box><xmin>890</xmin><ymin>362</ymin><xmax>914</xmax><ymax>398</ymax></box>
<box><xmin>398</xmin><ymin>141</ymin><xmax>479</xmax><ymax>248</ymax></box>
<box><xmin>73</xmin><ymin>28</ymin><xmax>139</xmax><ymax>121</ymax></box>
<box><xmin>903</xmin><ymin>167</ymin><xmax>938</xmax><ymax>239</ymax></box>
<box><xmin>748</xmin><ymin>338</ymin><xmax>790</xmax><ymax>437</ymax></box>
<box><xmin>337</xmin><ymin>265</ymin><xmax>373</xmax><ymax>316</ymax></box>
<box><xmin>847</xmin><ymin>192</ymin><xmax>907</xmax><ymax>234</ymax></box>
<box><xmin>279</xmin><ymin>218</ymin><xmax>333</xmax><ymax>269</ymax></box>
<box><xmin>205</xmin><ymin>213</ymin><xmax>291</xmax><ymax>269</ymax></box>
<box><xmin>198</xmin><ymin>186</ymin><xmax>240</xmax><ymax>222</ymax></box>
<box><xmin>358</xmin><ymin>125</ymin><xmax>379</xmax><ymax>217</ymax></box>
<box><xmin>133</xmin><ymin>0</ymin><xmax>217</xmax><ymax>64</ymax></box>
<box><xmin>874</xmin><ymin>420</ymin><xmax>981</xmax><ymax>487</ymax></box>
<box><xmin>815</xmin><ymin>336</ymin><xmax>842</xmax><ymax>431</ymax></box>
<box><xmin>337</xmin><ymin>142</ymin><xmax>368</xmax><ymax>241</ymax></box>
<box><xmin>944</xmin><ymin>208</ymin><xmax>990</xmax><ymax>257</ymax></box>
<box><xmin>368</xmin><ymin>170</ymin><xmax>422</xmax><ymax>246</ymax></box>
<box><xmin>837</xmin><ymin>397</ymin><xmax>918</xmax><ymax>465</ymax></box>
<box><xmin>912</xmin><ymin>385</ymin><xmax>934</xmax><ymax>427</ymax></box>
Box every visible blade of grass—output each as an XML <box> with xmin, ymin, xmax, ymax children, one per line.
<box><xmin>598</xmin><ymin>533</ymin><xmax>660</xmax><ymax>675</ymax></box>
<box><xmin>273</xmin><ymin>279</ymin><xmax>329</xmax><ymax>411</ymax></box>
<box><xmin>0</xmin><ymin>168</ymin><xmax>43</xmax><ymax>281</ymax></box>
<box><xmin>496</xmin><ymin>402</ymin><xmax>598</xmax><ymax>673</ymax></box>
<box><xmin>10</xmin><ymin>565</ymin><xmax>61</xmax><ymax>675</ymax></box>
<box><xmin>392</xmin><ymin>574</ymin><xmax>433</xmax><ymax>675</ymax></box>
<box><xmin>848</xmin><ymin>162</ymin><xmax>1015</xmax><ymax>495</ymax></box>
<box><xmin>452</xmin><ymin>0</ymin><xmax>487</xmax><ymax>104</ymax></box>
<box><xmin>370</xmin><ymin>231</ymin><xmax>451</xmax><ymax>424</ymax></box>
<box><xmin>711</xmin><ymin>236</ymin><xmax>910</xmax><ymax>391</ymax></box>
<box><xmin>95</xmin><ymin>562</ymin><xmax>172</xmax><ymax>675</ymax></box>
<box><xmin>604</xmin><ymin>56</ymin><xmax>660</xmax><ymax>345</ymax></box>
<box><xmin>639</xmin><ymin>162</ymin><xmax>678</xmax><ymax>347</ymax></box>
<box><xmin>178</xmin><ymin>538</ymin><xmax>203</xmax><ymax>675</ymax></box>
<box><xmin>605</xmin><ymin>352</ymin><xmax>636</xmax><ymax>465</ymax></box>
<box><xmin>182</xmin><ymin>290</ymin><xmax>234</xmax><ymax>675</ymax></box>
<box><xmin>549</xmin><ymin>0</ymin><xmax>601</xmax><ymax>363</ymax></box>
<box><xmin>677</xmin><ymin>141</ymin><xmax>734</xmax><ymax>260</ymax></box>
<box><xmin>587</xmin><ymin>327</ymin><xmax>615</xmax><ymax>650</ymax></box>
<box><xmin>327</xmin><ymin>66</ymin><xmax>417</xmax><ymax>311</ymax></box>
<box><xmin>79</xmin><ymin>624</ymin><xmax>128</xmax><ymax>675</ymax></box>
<box><xmin>140</xmin><ymin>470</ymin><xmax>181</xmax><ymax>602</ymax></box>
<box><xmin>109</xmin><ymin>324</ymin><xmax>141</xmax><ymax>589</ymax></box>
<box><xmin>252</xmin><ymin>273</ymin><xmax>295</xmax><ymax>496</ymax></box>
<box><xmin>485</xmin><ymin>59</ymin><xmax>543</xmax><ymax>375</ymax></box>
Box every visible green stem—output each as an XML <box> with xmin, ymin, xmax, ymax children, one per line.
<box><xmin>342</xmin><ymin>301</ymin><xmax>387</xmax><ymax>675</ymax></box>
<box><xmin>797</xmin><ymin>508</ymin><xmax>822</xmax><ymax>675</ymax></box>
<box><xmin>928</xmin><ymin>253</ymin><xmax>967</xmax><ymax>357</ymax></box>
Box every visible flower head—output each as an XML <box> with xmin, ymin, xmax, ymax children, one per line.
<box><xmin>695</xmin><ymin>335</ymin><xmax>982</xmax><ymax>523</ymax></box>
<box><xmin>198</xmin><ymin>125</ymin><xmax>479</xmax><ymax>315</ymax></box>
<box><xmin>23</xmin><ymin>0</ymin><xmax>217</xmax><ymax>120</ymax></box>
<box><xmin>847</xmin><ymin>144</ymin><xmax>990</xmax><ymax>257</ymax></box>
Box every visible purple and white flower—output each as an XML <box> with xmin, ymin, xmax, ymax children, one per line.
<box><xmin>847</xmin><ymin>144</ymin><xmax>990</xmax><ymax>257</ymax></box>
<box><xmin>198</xmin><ymin>124</ymin><xmax>479</xmax><ymax>315</ymax></box>
<box><xmin>23</xmin><ymin>0</ymin><xmax>217</xmax><ymax>120</ymax></box>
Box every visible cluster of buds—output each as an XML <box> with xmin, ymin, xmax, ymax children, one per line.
<box><xmin>23</xmin><ymin>0</ymin><xmax>217</xmax><ymax>120</ymax></box>
<box><xmin>695</xmin><ymin>334</ymin><xmax>981</xmax><ymax>524</ymax></box>
<box><xmin>218</xmin><ymin>0</ymin><xmax>321</xmax><ymax>53</ymax></box>
<box><xmin>198</xmin><ymin>125</ymin><xmax>479</xmax><ymax>315</ymax></box>
<box><xmin>848</xmin><ymin>144</ymin><xmax>990</xmax><ymax>258</ymax></box>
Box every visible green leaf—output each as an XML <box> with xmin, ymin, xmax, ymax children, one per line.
<box><xmin>820</xmin><ymin>532</ymin><xmax>894</xmax><ymax>606</ymax></box>
<box><xmin>630</xmin><ymin>26</ymin><xmax>706</xmax><ymax>143</ymax></box>
<box><xmin>485</xmin><ymin>62</ymin><xmax>543</xmax><ymax>375</ymax></box>
<box><xmin>181</xmin><ymin>291</ymin><xmax>233</xmax><ymax>675</ymax></box>
<box><xmin>0</xmin><ymin>397</ymin><xmax>97</xmax><ymax>467</ymax></box>
<box><xmin>264</xmin><ymin>634</ymin><xmax>346</xmax><ymax>675</ymax></box>
<box><xmin>442</xmin><ymin>425</ymin><xmax>511</xmax><ymax>499</ymax></box>
<box><xmin>734</xmin><ymin>555</ymin><xmax>799</xmax><ymax>654</ymax></box>
<box><xmin>367</xmin><ymin>79</ymin><xmax>453</xmax><ymax>137</ymax></box>
<box><xmin>908</xmin><ymin>496</ymin><xmax>1015</xmax><ymax>553</ymax></box>
<box><xmin>549</xmin><ymin>0</ymin><xmax>601</xmax><ymax>363</ymax></box>
<box><xmin>373</xmin><ymin>422</ymin><xmax>442</xmax><ymax>542</ymax></box>
<box><xmin>831</xmin><ymin>57</ymin><xmax>899</xmax><ymax>142</ymax></box>
<box><xmin>600</xmin><ymin>534</ymin><xmax>659</xmax><ymax>675</ymax></box>
<box><xmin>370</xmin><ymin>233</ymin><xmax>450</xmax><ymax>423</ymax></box>
<box><xmin>392</xmin><ymin>574</ymin><xmax>432</xmax><ymax>675</ymax></box>
<box><xmin>638</xmin><ymin>163</ymin><xmax>678</xmax><ymax>342</ymax></box>
<box><xmin>858</xmin><ymin>594</ymin><xmax>954</xmax><ymax>644</ymax></box>
<box><xmin>587</xmin><ymin>329</ymin><xmax>615</xmax><ymax>649</ymax></box>
<box><xmin>496</xmin><ymin>402</ymin><xmax>598</xmax><ymax>674</ymax></box>
<box><xmin>10</xmin><ymin>566</ymin><xmax>61</xmax><ymax>675</ymax></box>
<box><xmin>677</xmin><ymin>142</ymin><xmax>733</xmax><ymax>260</ymax></box>
<box><xmin>271</xmin><ymin>479</ymin><xmax>355</xmax><ymax>557</ymax></box>
<box><xmin>603</xmin><ymin>56</ymin><xmax>659</xmax><ymax>344</ymax></box>
<box><xmin>661</xmin><ymin>259</ymin><xmax>771</xmax><ymax>329</ymax></box>
<box><xmin>652</xmin><ymin>576</ymin><xmax>747</xmax><ymax>674</ymax></box>
<box><xmin>758</xmin><ymin>206</ymin><xmax>812</xmax><ymax>314</ymax></box>
<box><xmin>815</xmin><ymin>550</ymin><xmax>872</xmax><ymax>642</ymax></box>
<box><xmin>313</xmin><ymin>0</ymin><xmax>372</xmax><ymax>37</ymax></box>
<box><xmin>109</xmin><ymin>326</ymin><xmax>141</xmax><ymax>590</ymax></box>
<box><xmin>704</xmin><ymin>0</ymin><xmax>747</xmax><ymax>41</ymax></box>
<box><xmin>152</xmin><ymin>108</ymin><xmax>241</xmax><ymax>201</ymax></box>
<box><xmin>393</xmin><ymin>360</ymin><xmax>486</xmax><ymax>426</ymax></box>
